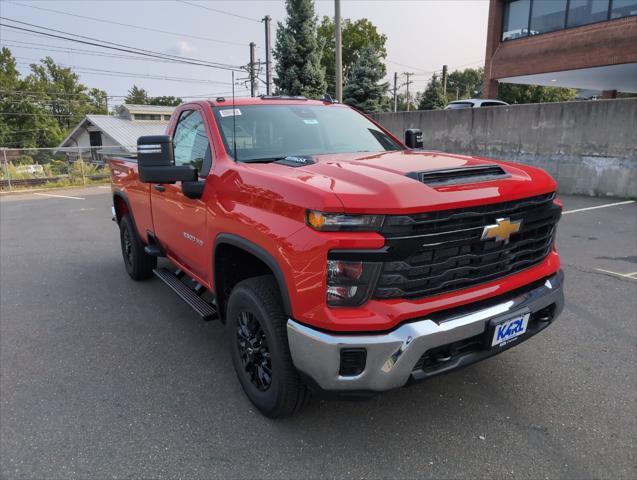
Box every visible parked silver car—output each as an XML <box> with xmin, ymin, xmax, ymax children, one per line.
<box><xmin>445</xmin><ymin>99</ymin><xmax>509</xmax><ymax>109</ymax></box>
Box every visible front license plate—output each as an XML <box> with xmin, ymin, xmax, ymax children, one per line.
<box><xmin>491</xmin><ymin>313</ymin><xmax>530</xmax><ymax>347</ymax></box>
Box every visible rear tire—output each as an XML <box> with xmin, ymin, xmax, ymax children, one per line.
<box><xmin>119</xmin><ymin>215</ymin><xmax>156</xmax><ymax>280</ymax></box>
<box><xmin>227</xmin><ymin>275</ymin><xmax>308</xmax><ymax>418</ymax></box>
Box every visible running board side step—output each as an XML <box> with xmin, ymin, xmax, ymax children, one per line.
<box><xmin>144</xmin><ymin>244</ymin><xmax>165</xmax><ymax>257</ymax></box>
<box><xmin>153</xmin><ymin>268</ymin><xmax>218</xmax><ymax>321</ymax></box>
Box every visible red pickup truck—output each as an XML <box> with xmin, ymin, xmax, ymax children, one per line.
<box><xmin>109</xmin><ymin>96</ymin><xmax>564</xmax><ymax>418</ymax></box>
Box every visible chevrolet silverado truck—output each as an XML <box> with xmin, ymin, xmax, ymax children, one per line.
<box><xmin>109</xmin><ymin>96</ymin><xmax>564</xmax><ymax>418</ymax></box>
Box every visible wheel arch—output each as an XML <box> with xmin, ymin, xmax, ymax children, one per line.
<box><xmin>214</xmin><ymin>233</ymin><xmax>293</xmax><ymax>320</ymax></box>
<box><xmin>112</xmin><ymin>191</ymin><xmax>141</xmax><ymax>237</ymax></box>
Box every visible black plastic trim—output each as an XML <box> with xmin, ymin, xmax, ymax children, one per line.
<box><xmin>407</xmin><ymin>165</ymin><xmax>509</xmax><ymax>186</ymax></box>
<box><xmin>214</xmin><ymin>233</ymin><xmax>293</xmax><ymax>316</ymax></box>
<box><xmin>182</xmin><ymin>180</ymin><xmax>205</xmax><ymax>199</ymax></box>
<box><xmin>112</xmin><ymin>191</ymin><xmax>141</xmax><ymax>235</ymax></box>
<box><xmin>139</xmin><ymin>165</ymin><xmax>197</xmax><ymax>184</ymax></box>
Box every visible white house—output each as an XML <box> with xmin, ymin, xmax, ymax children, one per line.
<box><xmin>57</xmin><ymin>104</ymin><xmax>175</xmax><ymax>161</ymax></box>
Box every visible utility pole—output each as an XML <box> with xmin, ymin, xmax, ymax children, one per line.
<box><xmin>263</xmin><ymin>15</ymin><xmax>272</xmax><ymax>95</ymax></box>
<box><xmin>2</xmin><ymin>148</ymin><xmax>11</xmax><ymax>191</ymax></box>
<box><xmin>249</xmin><ymin>42</ymin><xmax>257</xmax><ymax>97</ymax></box>
<box><xmin>335</xmin><ymin>0</ymin><xmax>343</xmax><ymax>102</ymax></box>
<box><xmin>442</xmin><ymin>64</ymin><xmax>448</xmax><ymax>97</ymax></box>
<box><xmin>393</xmin><ymin>72</ymin><xmax>398</xmax><ymax>112</ymax></box>
<box><xmin>404</xmin><ymin>72</ymin><xmax>413</xmax><ymax>112</ymax></box>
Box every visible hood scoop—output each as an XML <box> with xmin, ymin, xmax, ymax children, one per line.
<box><xmin>407</xmin><ymin>165</ymin><xmax>509</xmax><ymax>186</ymax></box>
<box><xmin>273</xmin><ymin>156</ymin><xmax>316</xmax><ymax>167</ymax></box>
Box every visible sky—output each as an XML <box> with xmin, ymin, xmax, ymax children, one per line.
<box><xmin>0</xmin><ymin>0</ymin><xmax>490</xmax><ymax>105</ymax></box>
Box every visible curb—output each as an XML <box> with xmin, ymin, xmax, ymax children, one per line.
<box><xmin>0</xmin><ymin>182</ymin><xmax>110</xmax><ymax>196</ymax></box>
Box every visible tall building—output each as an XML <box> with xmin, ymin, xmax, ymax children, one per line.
<box><xmin>483</xmin><ymin>0</ymin><xmax>637</xmax><ymax>98</ymax></box>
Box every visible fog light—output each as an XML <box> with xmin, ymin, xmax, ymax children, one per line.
<box><xmin>326</xmin><ymin>260</ymin><xmax>381</xmax><ymax>307</ymax></box>
<box><xmin>339</xmin><ymin>348</ymin><xmax>367</xmax><ymax>376</ymax></box>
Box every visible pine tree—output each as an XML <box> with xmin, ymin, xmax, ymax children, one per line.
<box><xmin>418</xmin><ymin>74</ymin><xmax>447</xmax><ymax>110</ymax></box>
<box><xmin>273</xmin><ymin>0</ymin><xmax>326</xmax><ymax>97</ymax></box>
<box><xmin>124</xmin><ymin>85</ymin><xmax>149</xmax><ymax>104</ymax></box>
<box><xmin>343</xmin><ymin>46</ymin><xmax>388</xmax><ymax>113</ymax></box>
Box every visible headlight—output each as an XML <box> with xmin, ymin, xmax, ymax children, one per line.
<box><xmin>307</xmin><ymin>211</ymin><xmax>384</xmax><ymax>232</ymax></box>
<box><xmin>326</xmin><ymin>259</ymin><xmax>381</xmax><ymax>307</ymax></box>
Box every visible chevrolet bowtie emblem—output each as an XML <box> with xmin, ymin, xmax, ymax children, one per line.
<box><xmin>481</xmin><ymin>217</ymin><xmax>522</xmax><ymax>244</ymax></box>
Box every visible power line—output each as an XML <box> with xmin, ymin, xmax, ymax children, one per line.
<box><xmin>386</xmin><ymin>59</ymin><xmax>435</xmax><ymax>74</ymax></box>
<box><xmin>176</xmin><ymin>0</ymin><xmax>261</xmax><ymax>23</ymax></box>
<box><xmin>13</xmin><ymin>59</ymin><xmax>235</xmax><ymax>85</ymax></box>
<box><xmin>1</xmin><ymin>89</ymin><xmax>248</xmax><ymax>99</ymax></box>
<box><xmin>6</xmin><ymin>1</ymin><xmax>254</xmax><ymax>49</ymax></box>
<box><xmin>2</xmin><ymin>39</ymin><xmax>204</xmax><ymax>65</ymax></box>
<box><xmin>0</xmin><ymin>17</ymin><xmax>245</xmax><ymax>71</ymax></box>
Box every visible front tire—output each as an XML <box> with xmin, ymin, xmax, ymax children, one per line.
<box><xmin>227</xmin><ymin>275</ymin><xmax>308</xmax><ymax>418</ymax></box>
<box><xmin>119</xmin><ymin>214</ymin><xmax>156</xmax><ymax>280</ymax></box>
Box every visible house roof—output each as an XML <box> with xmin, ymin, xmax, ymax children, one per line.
<box><xmin>57</xmin><ymin>114</ymin><xmax>169</xmax><ymax>153</ymax></box>
<box><xmin>118</xmin><ymin>104</ymin><xmax>176</xmax><ymax>115</ymax></box>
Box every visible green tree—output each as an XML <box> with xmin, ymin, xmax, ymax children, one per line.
<box><xmin>124</xmin><ymin>85</ymin><xmax>149</xmax><ymax>104</ymax></box>
<box><xmin>343</xmin><ymin>46</ymin><xmax>388</xmax><ymax>113</ymax></box>
<box><xmin>446</xmin><ymin>67</ymin><xmax>483</xmax><ymax>102</ymax></box>
<box><xmin>317</xmin><ymin>16</ymin><xmax>387</xmax><ymax>97</ymax></box>
<box><xmin>418</xmin><ymin>74</ymin><xmax>447</xmax><ymax>110</ymax></box>
<box><xmin>0</xmin><ymin>47</ymin><xmax>20</xmax><ymax>146</ymax></box>
<box><xmin>148</xmin><ymin>95</ymin><xmax>183</xmax><ymax>106</ymax></box>
<box><xmin>0</xmin><ymin>50</ymin><xmax>66</xmax><ymax>148</ymax></box>
<box><xmin>387</xmin><ymin>92</ymin><xmax>417</xmax><ymax>112</ymax></box>
<box><xmin>498</xmin><ymin>83</ymin><xmax>578</xmax><ymax>104</ymax></box>
<box><xmin>273</xmin><ymin>0</ymin><xmax>326</xmax><ymax>97</ymax></box>
<box><xmin>25</xmin><ymin>57</ymin><xmax>107</xmax><ymax>131</ymax></box>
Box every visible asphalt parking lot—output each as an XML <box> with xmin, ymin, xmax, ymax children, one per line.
<box><xmin>1</xmin><ymin>186</ymin><xmax>635</xmax><ymax>479</ymax></box>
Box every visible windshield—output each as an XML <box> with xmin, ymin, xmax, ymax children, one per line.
<box><xmin>213</xmin><ymin>104</ymin><xmax>402</xmax><ymax>162</ymax></box>
<box><xmin>446</xmin><ymin>102</ymin><xmax>474</xmax><ymax>109</ymax></box>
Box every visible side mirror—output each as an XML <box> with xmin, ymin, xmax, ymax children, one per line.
<box><xmin>137</xmin><ymin>135</ymin><xmax>174</xmax><ymax>167</ymax></box>
<box><xmin>137</xmin><ymin>135</ymin><xmax>198</xmax><ymax>183</ymax></box>
<box><xmin>404</xmin><ymin>129</ymin><xmax>424</xmax><ymax>149</ymax></box>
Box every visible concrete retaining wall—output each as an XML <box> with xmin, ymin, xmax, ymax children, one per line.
<box><xmin>371</xmin><ymin>99</ymin><xmax>637</xmax><ymax>198</ymax></box>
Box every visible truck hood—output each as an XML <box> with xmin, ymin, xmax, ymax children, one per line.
<box><xmin>275</xmin><ymin>150</ymin><xmax>557</xmax><ymax>214</ymax></box>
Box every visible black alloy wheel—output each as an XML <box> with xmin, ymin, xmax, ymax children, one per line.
<box><xmin>236</xmin><ymin>310</ymin><xmax>273</xmax><ymax>391</ymax></box>
<box><xmin>226</xmin><ymin>275</ymin><xmax>308</xmax><ymax>418</ymax></box>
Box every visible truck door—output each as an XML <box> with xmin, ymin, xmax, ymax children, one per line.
<box><xmin>150</xmin><ymin>107</ymin><xmax>212</xmax><ymax>281</ymax></box>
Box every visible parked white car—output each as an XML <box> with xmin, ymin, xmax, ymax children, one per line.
<box><xmin>445</xmin><ymin>99</ymin><xmax>509</xmax><ymax>109</ymax></box>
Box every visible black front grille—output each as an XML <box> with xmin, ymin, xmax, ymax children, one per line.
<box><xmin>407</xmin><ymin>165</ymin><xmax>508</xmax><ymax>186</ymax></box>
<box><xmin>373</xmin><ymin>193</ymin><xmax>560</xmax><ymax>300</ymax></box>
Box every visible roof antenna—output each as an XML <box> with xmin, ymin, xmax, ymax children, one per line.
<box><xmin>232</xmin><ymin>70</ymin><xmax>238</xmax><ymax>161</ymax></box>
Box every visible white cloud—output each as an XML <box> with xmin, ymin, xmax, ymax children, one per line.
<box><xmin>166</xmin><ymin>41</ymin><xmax>196</xmax><ymax>56</ymax></box>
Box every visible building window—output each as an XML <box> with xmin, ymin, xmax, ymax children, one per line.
<box><xmin>163</xmin><ymin>115</ymin><xmax>171</xmax><ymax>121</ymax></box>
<box><xmin>530</xmin><ymin>0</ymin><xmax>568</xmax><ymax>35</ymax></box>
<box><xmin>611</xmin><ymin>0</ymin><xmax>637</xmax><ymax>18</ymax></box>
<box><xmin>502</xmin><ymin>0</ymin><xmax>636</xmax><ymax>41</ymax></box>
<box><xmin>89</xmin><ymin>131</ymin><xmax>102</xmax><ymax>148</ymax></box>
<box><xmin>133</xmin><ymin>114</ymin><xmax>161</xmax><ymax>120</ymax></box>
<box><xmin>567</xmin><ymin>0</ymin><xmax>610</xmax><ymax>27</ymax></box>
<box><xmin>502</xmin><ymin>0</ymin><xmax>531</xmax><ymax>40</ymax></box>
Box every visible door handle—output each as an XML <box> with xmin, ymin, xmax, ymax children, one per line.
<box><xmin>154</xmin><ymin>184</ymin><xmax>165</xmax><ymax>192</ymax></box>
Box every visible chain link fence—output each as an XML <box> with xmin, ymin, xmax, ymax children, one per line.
<box><xmin>0</xmin><ymin>147</ymin><xmax>113</xmax><ymax>191</ymax></box>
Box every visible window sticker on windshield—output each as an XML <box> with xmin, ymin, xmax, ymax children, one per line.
<box><xmin>220</xmin><ymin>109</ymin><xmax>241</xmax><ymax>117</ymax></box>
<box><xmin>303</xmin><ymin>119</ymin><xmax>319</xmax><ymax>124</ymax></box>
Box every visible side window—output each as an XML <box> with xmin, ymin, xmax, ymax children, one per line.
<box><xmin>173</xmin><ymin>110</ymin><xmax>212</xmax><ymax>177</ymax></box>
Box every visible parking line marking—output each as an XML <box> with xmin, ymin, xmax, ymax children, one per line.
<box><xmin>98</xmin><ymin>185</ymin><xmax>111</xmax><ymax>189</ymax></box>
<box><xmin>34</xmin><ymin>193</ymin><xmax>85</xmax><ymax>200</ymax></box>
<box><xmin>595</xmin><ymin>268</ymin><xmax>637</xmax><ymax>280</ymax></box>
<box><xmin>562</xmin><ymin>200</ymin><xmax>635</xmax><ymax>215</ymax></box>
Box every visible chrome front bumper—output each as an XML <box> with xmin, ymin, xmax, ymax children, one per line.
<box><xmin>287</xmin><ymin>271</ymin><xmax>564</xmax><ymax>393</ymax></box>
